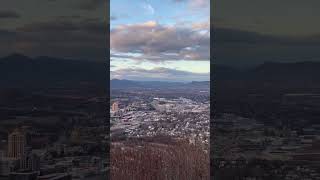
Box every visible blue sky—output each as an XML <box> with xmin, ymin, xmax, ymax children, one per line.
<box><xmin>111</xmin><ymin>0</ymin><xmax>208</xmax><ymax>28</ymax></box>
<box><xmin>110</xmin><ymin>0</ymin><xmax>210</xmax><ymax>82</ymax></box>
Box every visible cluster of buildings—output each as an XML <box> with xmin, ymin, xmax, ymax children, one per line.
<box><xmin>213</xmin><ymin>157</ymin><xmax>320</xmax><ymax>179</ymax></box>
<box><xmin>0</xmin><ymin>126</ymin><xmax>107</xmax><ymax>180</ymax></box>
<box><xmin>0</xmin><ymin>128</ymin><xmax>42</xmax><ymax>179</ymax></box>
<box><xmin>213</xmin><ymin>113</ymin><xmax>320</xmax><ymax>179</ymax></box>
<box><xmin>110</xmin><ymin>97</ymin><xmax>210</xmax><ymax>146</ymax></box>
<box><xmin>151</xmin><ymin>97</ymin><xmax>208</xmax><ymax>113</ymax></box>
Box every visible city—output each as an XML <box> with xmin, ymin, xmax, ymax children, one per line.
<box><xmin>110</xmin><ymin>80</ymin><xmax>210</xmax><ymax>179</ymax></box>
<box><xmin>0</xmin><ymin>86</ymin><xmax>108</xmax><ymax>180</ymax></box>
<box><xmin>111</xmin><ymin>96</ymin><xmax>209</xmax><ymax>143</ymax></box>
<box><xmin>110</xmin><ymin>0</ymin><xmax>210</xmax><ymax>178</ymax></box>
<box><xmin>212</xmin><ymin>63</ymin><xmax>320</xmax><ymax>179</ymax></box>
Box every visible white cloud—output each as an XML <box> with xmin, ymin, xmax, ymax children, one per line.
<box><xmin>142</xmin><ymin>3</ymin><xmax>155</xmax><ymax>15</ymax></box>
<box><xmin>110</xmin><ymin>21</ymin><xmax>210</xmax><ymax>62</ymax></box>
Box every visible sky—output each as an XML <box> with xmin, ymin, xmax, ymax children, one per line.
<box><xmin>213</xmin><ymin>0</ymin><xmax>320</xmax><ymax>68</ymax></box>
<box><xmin>0</xmin><ymin>0</ymin><xmax>106</xmax><ymax>61</ymax></box>
<box><xmin>110</xmin><ymin>0</ymin><xmax>210</xmax><ymax>82</ymax></box>
<box><xmin>2</xmin><ymin>0</ymin><xmax>319</xmax><ymax>74</ymax></box>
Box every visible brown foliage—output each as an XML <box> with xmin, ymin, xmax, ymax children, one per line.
<box><xmin>111</xmin><ymin>139</ymin><xmax>209</xmax><ymax>180</ymax></box>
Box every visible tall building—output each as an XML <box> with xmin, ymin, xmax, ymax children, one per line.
<box><xmin>0</xmin><ymin>150</ymin><xmax>5</xmax><ymax>159</ymax></box>
<box><xmin>70</xmin><ymin>128</ymin><xmax>81</xmax><ymax>144</ymax></box>
<box><xmin>7</xmin><ymin>128</ymin><xmax>27</xmax><ymax>159</ymax></box>
<box><xmin>19</xmin><ymin>151</ymin><xmax>40</xmax><ymax>171</ymax></box>
<box><xmin>112</xmin><ymin>101</ymin><xmax>119</xmax><ymax>112</ymax></box>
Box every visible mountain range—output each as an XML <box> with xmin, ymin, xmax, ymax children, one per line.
<box><xmin>214</xmin><ymin>61</ymin><xmax>320</xmax><ymax>92</ymax></box>
<box><xmin>0</xmin><ymin>53</ymin><xmax>107</xmax><ymax>88</ymax></box>
<box><xmin>214</xmin><ymin>61</ymin><xmax>320</xmax><ymax>81</ymax></box>
<box><xmin>1</xmin><ymin>53</ymin><xmax>320</xmax><ymax>90</ymax></box>
<box><xmin>110</xmin><ymin>79</ymin><xmax>210</xmax><ymax>89</ymax></box>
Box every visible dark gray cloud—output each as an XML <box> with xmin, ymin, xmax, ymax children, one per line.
<box><xmin>0</xmin><ymin>10</ymin><xmax>20</xmax><ymax>19</ymax></box>
<box><xmin>0</xmin><ymin>29</ymin><xmax>17</xmax><ymax>55</ymax></box>
<box><xmin>111</xmin><ymin>21</ymin><xmax>209</xmax><ymax>62</ymax></box>
<box><xmin>0</xmin><ymin>0</ymin><xmax>106</xmax><ymax>60</ymax></box>
<box><xmin>75</xmin><ymin>0</ymin><xmax>105</xmax><ymax>10</ymax></box>
<box><xmin>214</xmin><ymin>0</ymin><xmax>320</xmax><ymax>36</ymax></box>
<box><xmin>213</xmin><ymin>27</ymin><xmax>320</xmax><ymax>67</ymax></box>
<box><xmin>0</xmin><ymin>19</ymin><xmax>106</xmax><ymax>61</ymax></box>
<box><xmin>213</xmin><ymin>0</ymin><xmax>320</xmax><ymax>67</ymax></box>
<box><xmin>46</xmin><ymin>0</ymin><xmax>105</xmax><ymax>10</ymax></box>
<box><xmin>111</xmin><ymin>67</ymin><xmax>209</xmax><ymax>82</ymax></box>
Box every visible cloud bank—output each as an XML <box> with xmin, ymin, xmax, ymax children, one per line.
<box><xmin>0</xmin><ymin>10</ymin><xmax>20</xmax><ymax>19</ymax></box>
<box><xmin>0</xmin><ymin>18</ymin><xmax>106</xmax><ymax>61</ymax></box>
<box><xmin>111</xmin><ymin>21</ymin><xmax>209</xmax><ymax>62</ymax></box>
<box><xmin>213</xmin><ymin>27</ymin><xmax>320</xmax><ymax>67</ymax></box>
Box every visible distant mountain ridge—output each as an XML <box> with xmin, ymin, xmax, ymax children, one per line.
<box><xmin>214</xmin><ymin>61</ymin><xmax>320</xmax><ymax>80</ymax></box>
<box><xmin>110</xmin><ymin>79</ymin><xmax>209</xmax><ymax>89</ymax></box>
<box><xmin>214</xmin><ymin>61</ymin><xmax>320</xmax><ymax>91</ymax></box>
<box><xmin>0</xmin><ymin>53</ymin><xmax>107</xmax><ymax>88</ymax></box>
<box><xmin>2</xmin><ymin>53</ymin><xmax>320</xmax><ymax>90</ymax></box>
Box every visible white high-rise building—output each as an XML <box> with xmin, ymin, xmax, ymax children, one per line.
<box><xmin>112</xmin><ymin>101</ymin><xmax>119</xmax><ymax>112</ymax></box>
